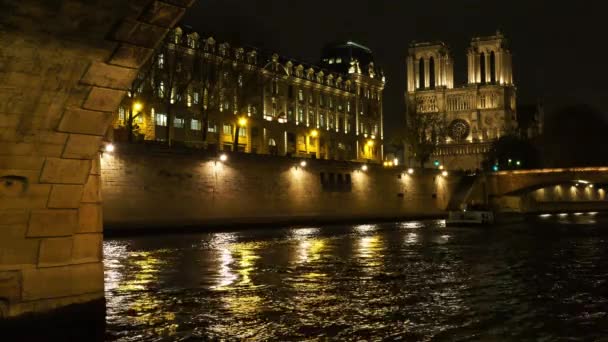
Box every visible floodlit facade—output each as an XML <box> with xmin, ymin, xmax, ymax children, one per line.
<box><xmin>113</xmin><ymin>26</ymin><xmax>386</xmax><ymax>162</ymax></box>
<box><xmin>405</xmin><ymin>31</ymin><xmax>517</xmax><ymax>170</ymax></box>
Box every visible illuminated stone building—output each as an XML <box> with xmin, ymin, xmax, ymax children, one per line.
<box><xmin>113</xmin><ymin>26</ymin><xmax>385</xmax><ymax>162</ymax></box>
<box><xmin>405</xmin><ymin>31</ymin><xmax>517</xmax><ymax>170</ymax></box>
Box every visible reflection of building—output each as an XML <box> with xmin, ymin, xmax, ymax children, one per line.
<box><xmin>405</xmin><ymin>31</ymin><xmax>517</xmax><ymax>169</ymax></box>
<box><xmin>113</xmin><ymin>26</ymin><xmax>385</xmax><ymax>162</ymax></box>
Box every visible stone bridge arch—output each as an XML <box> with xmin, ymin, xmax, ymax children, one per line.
<box><xmin>485</xmin><ymin>168</ymin><xmax>608</xmax><ymax>197</ymax></box>
<box><xmin>0</xmin><ymin>0</ymin><xmax>195</xmax><ymax>317</ymax></box>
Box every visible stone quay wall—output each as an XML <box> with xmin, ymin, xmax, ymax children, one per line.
<box><xmin>101</xmin><ymin>144</ymin><xmax>459</xmax><ymax>231</ymax></box>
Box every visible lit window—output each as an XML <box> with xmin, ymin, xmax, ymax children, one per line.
<box><xmin>329</xmin><ymin>59</ymin><xmax>334</xmax><ymax>64</ymax></box>
<box><xmin>336</xmin><ymin>58</ymin><xmax>342</xmax><ymax>64</ymax></box>
<box><xmin>156</xmin><ymin>113</ymin><xmax>167</xmax><ymax>126</ymax></box>
<box><xmin>298</xmin><ymin>108</ymin><xmax>304</xmax><ymax>124</ymax></box>
<box><xmin>118</xmin><ymin>106</ymin><xmax>125</xmax><ymax>122</ymax></box>
<box><xmin>298</xmin><ymin>89</ymin><xmax>304</xmax><ymax>102</ymax></box>
<box><xmin>193</xmin><ymin>91</ymin><xmax>199</xmax><ymax>104</ymax></box>
<box><xmin>238</xmin><ymin>127</ymin><xmax>246</xmax><ymax>137</ymax></box>
<box><xmin>158</xmin><ymin>81</ymin><xmax>165</xmax><ymax>98</ymax></box>
<box><xmin>208</xmin><ymin>121</ymin><xmax>217</xmax><ymax>133</ymax></box>
<box><xmin>157</xmin><ymin>54</ymin><xmax>164</xmax><ymax>69</ymax></box>
<box><xmin>191</xmin><ymin>119</ymin><xmax>201</xmax><ymax>131</ymax></box>
<box><xmin>174</xmin><ymin>118</ymin><xmax>184</xmax><ymax>128</ymax></box>
<box><xmin>223</xmin><ymin>123</ymin><xmax>233</xmax><ymax>135</ymax></box>
<box><xmin>320</xmin><ymin>113</ymin><xmax>325</xmax><ymax>128</ymax></box>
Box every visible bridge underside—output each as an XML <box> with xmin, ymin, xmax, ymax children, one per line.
<box><xmin>0</xmin><ymin>0</ymin><xmax>193</xmax><ymax>318</ymax></box>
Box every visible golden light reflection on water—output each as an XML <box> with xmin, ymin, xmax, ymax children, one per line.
<box><xmin>297</xmin><ymin>239</ymin><xmax>326</xmax><ymax>264</ymax></box>
<box><xmin>104</xmin><ymin>244</ymin><xmax>179</xmax><ymax>336</ymax></box>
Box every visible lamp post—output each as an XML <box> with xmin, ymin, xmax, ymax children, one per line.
<box><xmin>128</xmin><ymin>101</ymin><xmax>143</xmax><ymax>143</ymax></box>
<box><xmin>233</xmin><ymin>117</ymin><xmax>247</xmax><ymax>152</ymax></box>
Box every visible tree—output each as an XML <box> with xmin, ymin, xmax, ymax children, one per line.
<box><xmin>482</xmin><ymin>134</ymin><xmax>540</xmax><ymax>171</ymax></box>
<box><xmin>151</xmin><ymin>30</ymin><xmax>196</xmax><ymax>147</ymax></box>
<box><xmin>404</xmin><ymin>111</ymin><xmax>447</xmax><ymax>169</ymax></box>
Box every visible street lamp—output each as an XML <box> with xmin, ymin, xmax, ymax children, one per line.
<box><xmin>233</xmin><ymin>117</ymin><xmax>247</xmax><ymax>152</ymax></box>
<box><xmin>441</xmin><ymin>170</ymin><xmax>448</xmax><ymax>177</ymax></box>
<box><xmin>128</xmin><ymin>101</ymin><xmax>144</xmax><ymax>143</ymax></box>
<box><xmin>361</xmin><ymin>164</ymin><xmax>368</xmax><ymax>171</ymax></box>
<box><xmin>219</xmin><ymin>153</ymin><xmax>228</xmax><ymax>162</ymax></box>
<box><xmin>407</xmin><ymin>168</ymin><xmax>414</xmax><ymax>175</ymax></box>
<box><xmin>300</xmin><ymin>160</ymin><xmax>307</xmax><ymax>168</ymax></box>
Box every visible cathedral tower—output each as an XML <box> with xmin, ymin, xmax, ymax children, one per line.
<box><xmin>467</xmin><ymin>31</ymin><xmax>513</xmax><ymax>85</ymax></box>
<box><xmin>406</xmin><ymin>42</ymin><xmax>454</xmax><ymax>92</ymax></box>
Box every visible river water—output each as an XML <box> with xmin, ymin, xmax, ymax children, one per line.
<box><xmin>102</xmin><ymin>214</ymin><xmax>608</xmax><ymax>341</ymax></box>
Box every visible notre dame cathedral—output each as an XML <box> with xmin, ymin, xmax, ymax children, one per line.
<box><xmin>405</xmin><ymin>31</ymin><xmax>517</xmax><ymax>170</ymax></box>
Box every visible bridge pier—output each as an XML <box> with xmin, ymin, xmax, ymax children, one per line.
<box><xmin>0</xmin><ymin>0</ymin><xmax>193</xmax><ymax>317</ymax></box>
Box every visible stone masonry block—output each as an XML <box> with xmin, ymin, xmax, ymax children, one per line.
<box><xmin>21</xmin><ymin>262</ymin><xmax>104</xmax><ymax>301</ymax></box>
<box><xmin>0</xmin><ymin>142</ymin><xmax>63</xmax><ymax>158</ymax></box>
<box><xmin>0</xmin><ymin>210</ymin><xmax>29</xmax><ymax>225</ymax></box>
<box><xmin>27</xmin><ymin>210</ymin><xmax>78</xmax><ymax>237</ymax></box>
<box><xmin>38</xmin><ymin>237</ymin><xmax>73</xmax><ymax>267</ymax></box>
<box><xmin>140</xmin><ymin>2</ymin><xmax>185</xmax><ymax>27</ymax></box>
<box><xmin>111</xmin><ymin>19</ymin><xmax>169</xmax><ymax>48</ymax></box>
<box><xmin>47</xmin><ymin>185</ymin><xmax>84</xmax><ymax>209</ymax></box>
<box><xmin>62</xmin><ymin>134</ymin><xmax>103</xmax><ymax>160</ymax></box>
<box><xmin>72</xmin><ymin>233</ymin><xmax>102</xmax><ymax>263</ymax></box>
<box><xmin>91</xmin><ymin>155</ymin><xmax>101</xmax><ymax>175</ymax></box>
<box><xmin>0</xmin><ymin>156</ymin><xmax>45</xmax><ymax>171</ymax></box>
<box><xmin>40</xmin><ymin>158</ymin><xmax>91</xmax><ymax>184</ymax></box>
<box><xmin>108</xmin><ymin>44</ymin><xmax>154</xmax><ymax>69</ymax></box>
<box><xmin>0</xmin><ymin>184</ymin><xmax>51</xmax><ymax>211</ymax></box>
<box><xmin>0</xmin><ymin>225</ymin><xmax>40</xmax><ymax>266</ymax></box>
<box><xmin>82</xmin><ymin>87</ymin><xmax>126</xmax><ymax>113</ymax></box>
<box><xmin>57</xmin><ymin>107</ymin><xmax>113</xmax><ymax>136</ymax></box>
<box><xmin>82</xmin><ymin>175</ymin><xmax>101</xmax><ymax>203</ymax></box>
<box><xmin>78</xmin><ymin>204</ymin><xmax>102</xmax><ymax>233</ymax></box>
<box><xmin>0</xmin><ymin>271</ymin><xmax>21</xmax><ymax>303</ymax></box>
<box><xmin>80</xmin><ymin>62</ymin><xmax>138</xmax><ymax>90</ymax></box>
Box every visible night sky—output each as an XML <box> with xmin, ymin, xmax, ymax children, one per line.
<box><xmin>183</xmin><ymin>1</ymin><xmax>607</xmax><ymax>141</ymax></box>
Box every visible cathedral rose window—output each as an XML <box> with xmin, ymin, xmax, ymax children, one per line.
<box><xmin>448</xmin><ymin>119</ymin><xmax>470</xmax><ymax>142</ymax></box>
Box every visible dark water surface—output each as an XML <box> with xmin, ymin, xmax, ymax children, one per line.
<box><xmin>103</xmin><ymin>215</ymin><xmax>608</xmax><ymax>341</ymax></box>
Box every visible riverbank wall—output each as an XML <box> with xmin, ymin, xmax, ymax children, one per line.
<box><xmin>100</xmin><ymin>144</ymin><xmax>460</xmax><ymax>232</ymax></box>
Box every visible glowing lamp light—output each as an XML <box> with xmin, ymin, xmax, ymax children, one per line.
<box><xmin>104</xmin><ymin>143</ymin><xmax>115</xmax><ymax>153</ymax></box>
<box><xmin>133</xmin><ymin>102</ymin><xmax>143</xmax><ymax>112</ymax></box>
<box><xmin>492</xmin><ymin>165</ymin><xmax>499</xmax><ymax>172</ymax></box>
<box><xmin>433</xmin><ymin>160</ymin><xmax>440</xmax><ymax>167</ymax></box>
<box><xmin>441</xmin><ymin>170</ymin><xmax>448</xmax><ymax>177</ymax></box>
<box><xmin>589</xmin><ymin>184</ymin><xmax>594</xmax><ymax>188</ymax></box>
<box><xmin>439</xmin><ymin>165</ymin><xmax>444</xmax><ymax>170</ymax></box>
<box><xmin>300</xmin><ymin>160</ymin><xmax>307</xmax><ymax>167</ymax></box>
<box><xmin>516</xmin><ymin>160</ymin><xmax>521</xmax><ymax>166</ymax></box>
<box><xmin>219</xmin><ymin>154</ymin><xmax>228</xmax><ymax>162</ymax></box>
<box><xmin>367</xmin><ymin>140</ymin><xmax>374</xmax><ymax>147</ymax></box>
<box><xmin>311</xmin><ymin>129</ymin><xmax>319</xmax><ymax>138</ymax></box>
<box><xmin>393</xmin><ymin>158</ymin><xmax>399</xmax><ymax>166</ymax></box>
<box><xmin>361</xmin><ymin>165</ymin><xmax>368</xmax><ymax>171</ymax></box>
<box><xmin>407</xmin><ymin>168</ymin><xmax>414</xmax><ymax>175</ymax></box>
<box><xmin>238</xmin><ymin>117</ymin><xmax>247</xmax><ymax>127</ymax></box>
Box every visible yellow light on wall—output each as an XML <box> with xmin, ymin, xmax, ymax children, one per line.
<box><xmin>238</xmin><ymin>117</ymin><xmax>247</xmax><ymax>127</ymax></box>
<box><xmin>133</xmin><ymin>102</ymin><xmax>143</xmax><ymax>112</ymax></box>
<box><xmin>310</xmin><ymin>129</ymin><xmax>319</xmax><ymax>137</ymax></box>
<box><xmin>367</xmin><ymin>140</ymin><xmax>374</xmax><ymax>147</ymax></box>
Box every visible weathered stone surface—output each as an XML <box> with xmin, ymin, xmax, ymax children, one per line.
<box><xmin>108</xmin><ymin>44</ymin><xmax>154</xmax><ymax>69</ymax></box>
<box><xmin>38</xmin><ymin>237</ymin><xmax>73</xmax><ymax>266</ymax></box>
<box><xmin>62</xmin><ymin>134</ymin><xmax>103</xmax><ymax>160</ymax></box>
<box><xmin>47</xmin><ymin>185</ymin><xmax>84</xmax><ymax>209</ymax></box>
<box><xmin>91</xmin><ymin>155</ymin><xmax>101</xmax><ymax>175</ymax></box>
<box><xmin>57</xmin><ymin>107</ymin><xmax>113</xmax><ymax>136</ymax></box>
<box><xmin>0</xmin><ymin>184</ymin><xmax>51</xmax><ymax>210</ymax></box>
<box><xmin>0</xmin><ymin>156</ymin><xmax>46</xmax><ymax>171</ymax></box>
<box><xmin>0</xmin><ymin>210</ymin><xmax>29</xmax><ymax>225</ymax></box>
<box><xmin>82</xmin><ymin>87</ymin><xmax>126</xmax><ymax>112</ymax></box>
<box><xmin>21</xmin><ymin>263</ymin><xmax>104</xmax><ymax>301</ymax></box>
<box><xmin>72</xmin><ymin>233</ymin><xmax>102</xmax><ymax>263</ymax></box>
<box><xmin>82</xmin><ymin>175</ymin><xmax>101</xmax><ymax>203</ymax></box>
<box><xmin>112</xmin><ymin>19</ymin><xmax>169</xmax><ymax>48</ymax></box>
<box><xmin>0</xmin><ymin>271</ymin><xmax>21</xmax><ymax>303</ymax></box>
<box><xmin>0</xmin><ymin>225</ymin><xmax>40</xmax><ymax>266</ymax></box>
<box><xmin>40</xmin><ymin>158</ymin><xmax>91</xmax><ymax>184</ymax></box>
<box><xmin>80</xmin><ymin>62</ymin><xmax>138</xmax><ymax>90</ymax></box>
<box><xmin>140</xmin><ymin>1</ymin><xmax>185</xmax><ymax>27</ymax></box>
<box><xmin>27</xmin><ymin>210</ymin><xmax>78</xmax><ymax>237</ymax></box>
<box><xmin>78</xmin><ymin>204</ymin><xmax>103</xmax><ymax>233</ymax></box>
<box><xmin>0</xmin><ymin>142</ymin><xmax>64</xmax><ymax>158</ymax></box>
